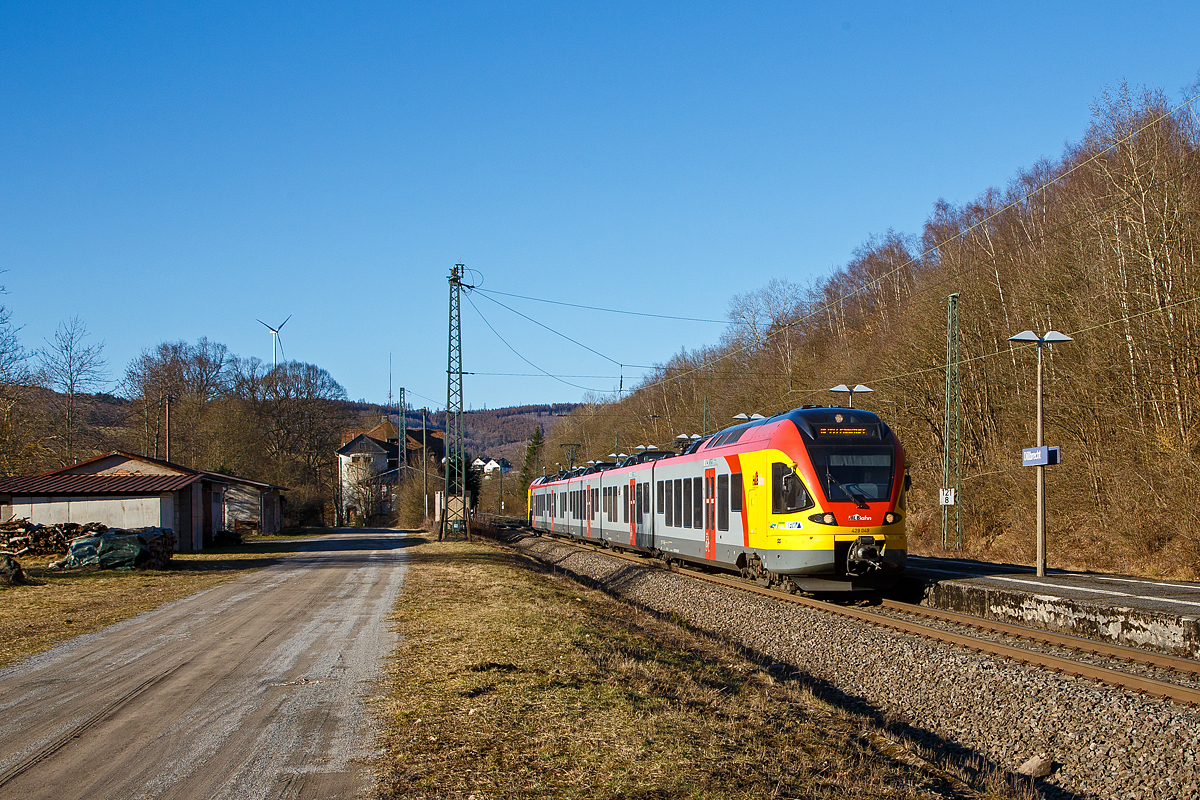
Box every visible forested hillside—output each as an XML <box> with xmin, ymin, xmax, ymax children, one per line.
<box><xmin>348</xmin><ymin>402</ymin><xmax>576</xmax><ymax>463</ymax></box>
<box><xmin>541</xmin><ymin>83</ymin><xmax>1200</xmax><ymax>579</ymax></box>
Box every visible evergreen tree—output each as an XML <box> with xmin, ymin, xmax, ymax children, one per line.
<box><xmin>518</xmin><ymin>425</ymin><xmax>544</xmax><ymax>492</ymax></box>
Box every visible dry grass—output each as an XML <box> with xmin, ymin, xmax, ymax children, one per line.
<box><xmin>0</xmin><ymin>531</ymin><xmax>337</xmax><ymax>669</ymax></box>
<box><xmin>379</xmin><ymin>534</ymin><xmax>1015</xmax><ymax>800</ymax></box>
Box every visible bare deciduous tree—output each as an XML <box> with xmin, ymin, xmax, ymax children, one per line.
<box><xmin>38</xmin><ymin>317</ymin><xmax>108</xmax><ymax>464</ymax></box>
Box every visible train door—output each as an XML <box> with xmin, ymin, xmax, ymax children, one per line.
<box><xmin>628</xmin><ymin>478</ymin><xmax>636</xmax><ymax>546</ymax></box>
<box><xmin>586</xmin><ymin>483</ymin><xmax>593</xmax><ymax>538</ymax></box>
<box><xmin>704</xmin><ymin>468</ymin><xmax>716</xmax><ymax>560</ymax></box>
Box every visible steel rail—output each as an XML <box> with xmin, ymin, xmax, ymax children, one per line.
<box><xmin>877</xmin><ymin>599</ymin><xmax>1200</xmax><ymax>676</ymax></box>
<box><xmin>504</xmin><ymin>525</ymin><xmax>1200</xmax><ymax>707</ymax></box>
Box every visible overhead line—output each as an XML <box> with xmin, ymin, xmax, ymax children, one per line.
<box><xmin>473</xmin><ymin>372</ymin><xmax>623</xmax><ymax>379</ymax></box>
<box><xmin>555</xmin><ymin>93</ymin><xmax>1200</xmax><ymax>426</ymax></box>
<box><xmin>862</xmin><ymin>293</ymin><xmax>1200</xmax><ymax>389</ymax></box>
<box><xmin>473</xmin><ymin>287</ymin><xmax>728</xmax><ymax>324</ymax></box>
<box><xmin>463</xmin><ymin>293</ymin><xmax>611</xmax><ymax>394</ymax></box>
<box><xmin>469</xmin><ymin>289</ymin><xmax>653</xmax><ymax>369</ymax></box>
<box><xmin>613</xmin><ymin>91</ymin><xmax>1200</xmax><ymax>397</ymax></box>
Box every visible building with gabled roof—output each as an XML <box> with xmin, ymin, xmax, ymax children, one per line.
<box><xmin>336</xmin><ymin>418</ymin><xmax>446</xmax><ymax>524</ymax></box>
<box><xmin>0</xmin><ymin>451</ymin><xmax>286</xmax><ymax>552</ymax></box>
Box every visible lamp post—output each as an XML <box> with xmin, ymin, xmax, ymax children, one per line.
<box><xmin>1007</xmin><ymin>329</ymin><xmax>1073</xmax><ymax>576</ymax></box>
<box><xmin>829</xmin><ymin>384</ymin><xmax>872</xmax><ymax>408</ymax></box>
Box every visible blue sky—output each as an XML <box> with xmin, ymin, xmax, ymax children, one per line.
<box><xmin>3</xmin><ymin>2</ymin><xmax>1198</xmax><ymax>410</ymax></box>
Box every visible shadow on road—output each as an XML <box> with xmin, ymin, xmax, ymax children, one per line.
<box><xmin>170</xmin><ymin>529</ymin><xmax>422</xmax><ymax>572</ymax></box>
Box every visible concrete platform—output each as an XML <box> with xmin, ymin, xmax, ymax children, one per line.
<box><xmin>898</xmin><ymin>556</ymin><xmax>1200</xmax><ymax>660</ymax></box>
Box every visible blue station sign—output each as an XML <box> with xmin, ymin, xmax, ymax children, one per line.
<box><xmin>1022</xmin><ymin>446</ymin><xmax>1061</xmax><ymax>467</ymax></box>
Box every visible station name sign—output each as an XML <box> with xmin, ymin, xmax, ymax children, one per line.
<box><xmin>1021</xmin><ymin>446</ymin><xmax>1061</xmax><ymax>467</ymax></box>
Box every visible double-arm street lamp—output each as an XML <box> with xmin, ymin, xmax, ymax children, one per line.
<box><xmin>1007</xmin><ymin>329</ymin><xmax>1073</xmax><ymax>576</ymax></box>
<box><xmin>830</xmin><ymin>384</ymin><xmax>872</xmax><ymax>408</ymax></box>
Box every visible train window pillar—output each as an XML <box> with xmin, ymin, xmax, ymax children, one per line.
<box><xmin>717</xmin><ymin>474</ymin><xmax>729</xmax><ymax>531</ymax></box>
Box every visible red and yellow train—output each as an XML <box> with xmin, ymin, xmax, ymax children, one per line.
<box><xmin>527</xmin><ymin>406</ymin><xmax>908</xmax><ymax>592</ymax></box>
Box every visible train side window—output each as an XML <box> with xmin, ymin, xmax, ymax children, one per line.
<box><xmin>772</xmin><ymin>462</ymin><xmax>812</xmax><ymax>514</ymax></box>
<box><xmin>664</xmin><ymin>480</ymin><xmax>674</xmax><ymax>526</ymax></box>
<box><xmin>637</xmin><ymin>482</ymin><xmax>644</xmax><ymax>521</ymax></box>
<box><xmin>622</xmin><ymin>485</ymin><xmax>628</xmax><ymax>523</ymax></box>
<box><xmin>717</xmin><ymin>475</ymin><xmax>729</xmax><ymax>530</ymax></box>
<box><xmin>693</xmin><ymin>477</ymin><xmax>703</xmax><ymax>528</ymax></box>
<box><xmin>644</xmin><ymin>482</ymin><xmax>650</xmax><ymax>517</ymax></box>
<box><xmin>657</xmin><ymin>480</ymin><xmax>664</xmax><ymax>512</ymax></box>
<box><xmin>674</xmin><ymin>478</ymin><xmax>683</xmax><ymax>525</ymax></box>
<box><xmin>593</xmin><ymin>488</ymin><xmax>599</xmax><ymax>518</ymax></box>
<box><xmin>730</xmin><ymin>473</ymin><xmax>743</xmax><ymax>512</ymax></box>
<box><xmin>682</xmin><ymin>478</ymin><xmax>692</xmax><ymax>528</ymax></box>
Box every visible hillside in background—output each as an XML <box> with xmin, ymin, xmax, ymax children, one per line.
<box><xmin>347</xmin><ymin>402</ymin><xmax>579</xmax><ymax>464</ymax></box>
<box><xmin>541</xmin><ymin>82</ymin><xmax>1200</xmax><ymax>580</ymax></box>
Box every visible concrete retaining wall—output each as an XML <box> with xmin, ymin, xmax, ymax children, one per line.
<box><xmin>922</xmin><ymin>580</ymin><xmax>1200</xmax><ymax>660</ymax></box>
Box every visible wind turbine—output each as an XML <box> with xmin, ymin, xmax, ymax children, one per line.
<box><xmin>256</xmin><ymin>315</ymin><xmax>291</xmax><ymax>369</ymax></box>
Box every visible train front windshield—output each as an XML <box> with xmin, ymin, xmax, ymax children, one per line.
<box><xmin>808</xmin><ymin>446</ymin><xmax>894</xmax><ymax>504</ymax></box>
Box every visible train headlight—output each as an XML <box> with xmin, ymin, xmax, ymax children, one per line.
<box><xmin>884</xmin><ymin>512</ymin><xmax>901</xmax><ymax>525</ymax></box>
<box><xmin>808</xmin><ymin>512</ymin><xmax>837</xmax><ymax>526</ymax></box>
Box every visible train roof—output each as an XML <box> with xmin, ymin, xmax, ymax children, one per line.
<box><xmin>530</xmin><ymin>407</ymin><xmax>892</xmax><ymax>489</ymax></box>
<box><xmin>699</xmin><ymin>406</ymin><xmax>891</xmax><ymax>449</ymax></box>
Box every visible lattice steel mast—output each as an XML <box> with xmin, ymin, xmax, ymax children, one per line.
<box><xmin>398</xmin><ymin>386</ymin><xmax>407</xmax><ymax>471</ymax></box>
<box><xmin>443</xmin><ymin>265</ymin><xmax>468</xmax><ymax>539</ymax></box>
<box><xmin>941</xmin><ymin>292</ymin><xmax>962</xmax><ymax>550</ymax></box>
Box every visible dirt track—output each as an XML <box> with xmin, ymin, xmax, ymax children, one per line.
<box><xmin>0</xmin><ymin>530</ymin><xmax>412</xmax><ymax>800</ymax></box>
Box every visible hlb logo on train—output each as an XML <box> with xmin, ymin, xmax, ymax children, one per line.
<box><xmin>1021</xmin><ymin>446</ymin><xmax>1061</xmax><ymax>466</ymax></box>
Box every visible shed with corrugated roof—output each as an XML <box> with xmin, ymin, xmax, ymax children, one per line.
<box><xmin>0</xmin><ymin>452</ymin><xmax>286</xmax><ymax>552</ymax></box>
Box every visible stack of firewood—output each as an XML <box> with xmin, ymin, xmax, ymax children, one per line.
<box><xmin>0</xmin><ymin>519</ymin><xmax>107</xmax><ymax>556</ymax></box>
<box><xmin>3</xmin><ymin>520</ymin><xmax>175</xmax><ymax>570</ymax></box>
<box><xmin>128</xmin><ymin>527</ymin><xmax>177</xmax><ymax>570</ymax></box>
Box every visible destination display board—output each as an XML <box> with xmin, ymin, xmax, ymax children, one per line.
<box><xmin>817</xmin><ymin>424</ymin><xmax>879</xmax><ymax>437</ymax></box>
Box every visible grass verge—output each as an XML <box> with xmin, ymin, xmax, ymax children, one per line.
<box><xmin>379</xmin><ymin>534</ymin><xmax>1001</xmax><ymax>799</ymax></box>
<box><xmin>0</xmin><ymin>530</ymin><xmax>337</xmax><ymax>669</ymax></box>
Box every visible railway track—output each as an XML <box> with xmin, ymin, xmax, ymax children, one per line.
<box><xmin>491</xmin><ymin>521</ymin><xmax>1200</xmax><ymax>707</ymax></box>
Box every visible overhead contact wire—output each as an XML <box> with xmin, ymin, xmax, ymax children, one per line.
<box><xmin>621</xmin><ymin>91</ymin><xmax>1200</xmax><ymax>396</ymax></box>
<box><xmin>473</xmin><ymin>288</ymin><xmax>728</xmax><ymax>324</ymax></box>
<box><xmin>464</xmin><ymin>293</ymin><xmax>609</xmax><ymax>393</ymax></box>
<box><xmin>469</xmin><ymin>289</ymin><xmax>653</xmax><ymax>369</ymax></box>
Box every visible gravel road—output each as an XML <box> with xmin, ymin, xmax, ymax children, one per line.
<box><xmin>0</xmin><ymin>530</ymin><xmax>412</xmax><ymax>800</ymax></box>
<box><xmin>514</xmin><ymin>534</ymin><xmax>1200</xmax><ymax>800</ymax></box>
